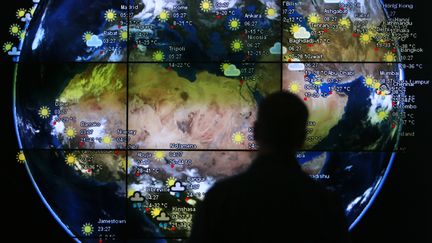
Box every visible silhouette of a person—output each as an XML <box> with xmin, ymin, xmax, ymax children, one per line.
<box><xmin>189</xmin><ymin>91</ymin><xmax>351</xmax><ymax>243</ymax></box>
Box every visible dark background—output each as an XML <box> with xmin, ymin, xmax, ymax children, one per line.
<box><xmin>1</xmin><ymin>0</ymin><xmax>430</xmax><ymax>242</ymax></box>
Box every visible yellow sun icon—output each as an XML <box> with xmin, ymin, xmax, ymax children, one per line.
<box><xmin>338</xmin><ymin>18</ymin><xmax>351</xmax><ymax>30</ymax></box>
<box><xmin>289</xmin><ymin>24</ymin><xmax>301</xmax><ymax>35</ymax></box>
<box><xmin>383</xmin><ymin>52</ymin><xmax>396</xmax><ymax>62</ymax></box>
<box><xmin>16</xmin><ymin>8</ymin><xmax>27</xmax><ymax>19</ymax></box>
<box><xmin>29</xmin><ymin>6</ymin><xmax>37</xmax><ymax>16</ymax></box>
<box><xmin>231</xmin><ymin>132</ymin><xmax>245</xmax><ymax>144</ymax></box>
<box><xmin>16</xmin><ymin>151</ymin><xmax>26</xmax><ymax>164</ymax></box>
<box><xmin>307</xmin><ymin>13</ymin><xmax>320</xmax><ymax>25</ymax></box>
<box><xmin>363</xmin><ymin>75</ymin><xmax>376</xmax><ymax>88</ymax></box>
<box><xmin>104</xmin><ymin>9</ymin><xmax>117</xmax><ymax>22</ymax></box>
<box><xmin>228</xmin><ymin>18</ymin><xmax>240</xmax><ymax>31</ymax></box>
<box><xmin>152</xmin><ymin>50</ymin><xmax>165</xmax><ymax>62</ymax></box>
<box><xmin>265</xmin><ymin>7</ymin><xmax>277</xmax><ymax>18</ymax></box>
<box><xmin>38</xmin><ymin>106</ymin><xmax>51</xmax><ymax>119</ymax></box>
<box><xmin>154</xmin><ymin>151</ymin><xmax>165</xmax><ymax>161</ymax></box>
<box><xmin>230</xmin><ymin>39</ymin><xmax>243</xmax><ymax>52</ymax></box>
<box><xmin>82</xmin><ymin>31</ymin><xmax>94</xmax><ymax>42</ymax></box>
<box><xmin>166</xmin><ymin>177</ymin><xmax>177</xmax><ymax>187</ymax></box>
<box><xmin>3</xmin><ymin>42</ymin><xmax>13</xmax><ymax>53</ymax></box>
<box><xmin>65</xmin><ymin>127</ymin><xmax>76</xmax><ymax>139</ymax></box>
<box><xmin>65</xmin><ymin>153</ymin><xmax>77</xmax><ymax>166</ymax></box>
<box><xmin>158</xmin><ymin>10</ymin><xmax>170</xmax><ymax>22</ymax></box>
<box><xmin>9</xmin><ymin>24</ymin><xmax>21</xmax><ymax>36</ymax></box>
<box><xmin>376</xmin><ymin>109</ymin><xmax>389</xmax><ymax>122</ymax></box>
<box><xmin>288</xmin><ymin>82</ymin><xmax>301</xmax><ymax>94</ymax></box>
<box><xmin>119</xmin><ymin>30</ymin><xmax>128</xmax><ymax>41</ymax></box>
<box><xmin>220</xmin><ymin>62</ymin><xmax>231</xmax><ymax>72</ymax></box>
<box><xmin>200</xmin><ymin>0</ymin><xmax>212</xmax><ymax>12</ymax></box>
<box><xmin>151</xmin><ymin>208</ymin><xmax>162</xmax><ymax>218</ymax></box>
<box><xmin>18</xmin><ymin>30</ymin><xmax>26</xmax><ymax>40</ymax></box>
<box><xmin>102</xmin><ymin>135</ymin><xmax>112</xmax><ymax>145</ymax></box>
<box><xmin>372</xmin><ymin>81</ymin><xmax>382</xmax><ymax>90</ymax></box>
<box><xmin>359</xmin><ymin>33</ymin><xmax>372</xmax><ymax>45</ymax></box>
<box><xmin>81</xmin><ymin>223</ymin><xmax>93</xmax><ymax>236</ymax></box>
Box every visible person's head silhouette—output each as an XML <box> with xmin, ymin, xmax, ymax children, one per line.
<box><xmin>254</xmin><ymin>91</ymin><xmax>309</xmax><ymax>155</ymax></box>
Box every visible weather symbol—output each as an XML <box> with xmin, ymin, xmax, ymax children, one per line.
<box><xmin>86</xmin><ymin>35</ymin><xmax>103</xmax><ymax>47</ymax></box>
<box><xmin>359</xmin><ymin>32</ymin><xmax>372</xmax><ymax>45</ymax></box>
<box><xmin>231</xmin><ymin>131</ymin><xmax>245</xmax><ymax>144</ymax></box>
<box><xmin>21</xmin><ymin>13</ymin><xmax>32</xmax><ymax>22</ymax></box>
<box><xmin>269</xmin><ymin>42</ymin><xmax>281</xmax><ymax>55</ymax></box>
<box><xmin>230</xmin><ymin>39</ymin><xmax>243</xmax><ymax>52</ymax></box>
<box><xmin>383</xmin><ymin>52</ymin><xmax>396</xmax><ymax>62</ymax></box>
<box><xmin>228</xmin><ymin>18</ymin><xmax>240</xmax><ymax>31</ymax></box>
<box><xmin>102</xmin><ymin>134</ymin><xmax>112</xmax><ymax>145</ymax></box>
<box><xmin>289</xmin><ymin>24</ymin><xmax>301</xmax><ymax>35</ymax></box>
<box><xmin>9</xmin><ymin>24</ymin><xmax>21</xmax><ymax>36</ymax></box>
<box><xmin>154</xmin><ymin>151</ymin><xmax>165</xmax><ymax>161</ymax></box>
<box><xmin>18</xmin><ymin>30</ymin><xmax>26</xmax><ymax>40</ymax></box>
<box><xmin>287</xmin><ymin>63</ymin><xmax>305</xmax><ymax>71</ymax></box>
<box><xmin>129</xmin><ymin>191</ymin><xmax>145</xmax><ymax>202</ymax></box>
<box><xmin>220</xmin><ymin>62</ymin><xmax>231</xmax><ymax>72</ymax></box>
<box><xmin>119</xmin><ymin>30</ymin><xmax>128</xmax><ymax>41</ymax></box>
<box><xmin>16</xmin><ymin>8</ymin><xmax>27</xmax><ymax>19</ymax></box>
<box><xmin>156</xmin><ymin>212</ymin><xmax>171</xmax><ymax>222</ymax></box>
<box><xmin>224</xmin><ymin>64</ymin><xmax>241</xmax><ymax>77</ymax></box>
<box><xmin>29</xmin><ymin>6</ymin><xmax>37</xmax><ymax>16</ymax></box>
<box><xmin>7</xmin><ymin>47</ymin><xmax>20</xmax><ymax>56</ymax></box>
<box><xmin>65</xmin><ymin>153</ymin><xmax>77</xmax><ymax>166</ymax></box>
<box><xmin>200</xmin><ymin>0</ymin><xmax>212</xmax><ymax>12</ymax></box>
<box><xmin>163</xmin><ymin>177</ymin><xmax>177</xmax><ymax>189</ymax></box>
<box><xmin>82</xmin><ymin>31</ymin><xmax>94</xmax><ymax>43</ymax></box>
<box><xmin>152</xmin><ymin>50</ymin><xmax>165</xmax><ymax>62</ymax></box>
<box><xmin>294</xmin><ymin>27</ymin><xmax>311</xmax><ymax>39</ymax></box>
<box><xmin>3</xmin><ymin>42</ymin><xmax>13</xmax><ymax>53</ymax></box>
<box><xmin>65</xmin><ymin>127</ymin><xmax>76</xmax><ymax>139</ymax></box>
<box><xmin>158</xmin><ymin>10</ymin><xmax>170</xmax><ymax>22</ymax></box>
<box><xmin>38</xmin><ymin>106</ymin><xmax>51</xmax><ymax>119</ymax></box>
<box><xmin>307</xmin><ymin>13</ymin><xmax>320</xmax><ymax>25</ymax></box>
<box><xmin>81</xmin><ymin>223</ymin><xmax>94</xmax><ymax>236</ymax></box>
<box><xmin>338</xmin><ymin>17</ymin><xmax>351</xmax><ymax>30</ymax></box>
<box><xmin>16</xmin><ymin>151</ymin><xmax>26</xmax><ymax>164</ymax></box>
<box><xmin>104</xmin><ymin>9</ymin><xmax>117</xmax><ymax>22</ymax></box>
<box><xmin>151</xmin><ymin>208</ymin><xmax>162</xmax><ymax>218</ymax></box>
<box><xmin>363</xmin><ymin>75</ymin><xmax>376</xmax><ymax>88</ymax></box>
<box><xmin>170</xmin><ymin>181</ymin><xmax>185</xmax><ymax>192</ymax></box>
<box><xmin>379</xmin><ymin>84</ymin><xmax>392</xmax><ymax>96</ymax></box>
<box><xmin>265</xmin><ymin>7</ymin><xmax>277</xmax><ymax>19</ymax></box>
<box><xmin>288</xmin><ymin>82</ymin><xmax>301</xmax><ymax>94</ymax></box>
<box><xmin>376</xmin><ymin>108</ymin><xmax>389</xmax><ymax>122</ymax></box>
<box><xmin>373</xmin><ymin>80</ymin><xmax>381</xmax><ymax>90</ymax></box>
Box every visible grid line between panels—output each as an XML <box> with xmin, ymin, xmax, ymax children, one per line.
<box><xmin>13</xmin><ymin>61</ymin><xmax>405</xmax><ymax>64</ymax></box>
<box><xmin>19</xmin><ymin>149</ymin><xmax>400</xmax><ymax>152</ymax></box>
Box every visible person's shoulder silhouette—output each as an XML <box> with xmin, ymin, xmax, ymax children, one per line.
<box><xmin>189</xmin><ymin>91</ymin><xmax>350</xmax><ymax>243</ymax></box>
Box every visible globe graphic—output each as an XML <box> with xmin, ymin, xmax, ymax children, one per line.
<box><xmin>14</xmin><ymin>0</ymin><xmax>405</xmax><ymax>242</ymax></box>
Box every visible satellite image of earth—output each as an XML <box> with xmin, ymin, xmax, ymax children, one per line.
<box><xmin>14</xmin><ymin>0</ymin><xmax>405</xmax><ymax>242</ymax></box>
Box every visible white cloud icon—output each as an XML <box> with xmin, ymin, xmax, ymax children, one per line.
<box><xmin>324</xmin><ymin>0</ymin><xmax>341</xmax><ymax>3</ymax></box>
<box><xmin>294</xmin><ymin>27</ymin><xmax>311</xmax><ymax>39</ymax></box>
<box><xmin>288</xmin><ymin>63</ymin><xmax>305</xmax><ymax>71</ymax></box>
